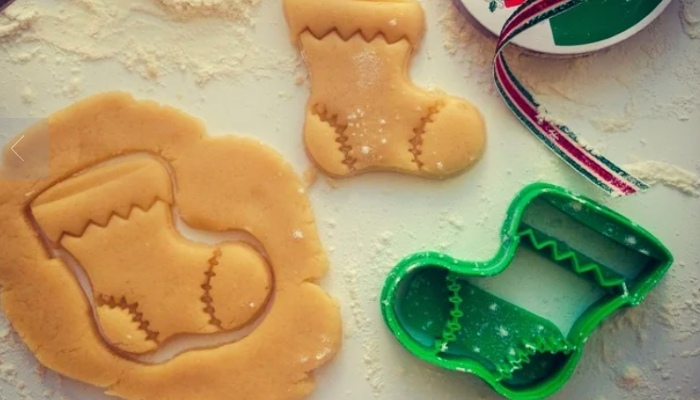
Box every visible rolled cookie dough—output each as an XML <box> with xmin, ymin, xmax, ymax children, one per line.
<box><xmin>0</xmin><ymin>92</ymin><xmax>342</xmax><ymax>400</ymax></box>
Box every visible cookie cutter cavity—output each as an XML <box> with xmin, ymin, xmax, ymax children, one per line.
<box><xmin>27</xmin><ymin>155</ymin><xmax>274</xmax><ymax>364</ymax></box>
<box><xmin>381</xmin><ymin>182</ymin><xmax>672</xmax><ymax>400</ymax></box>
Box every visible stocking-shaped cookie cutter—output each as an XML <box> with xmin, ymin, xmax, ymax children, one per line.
<box><xmin>381</xmin><ymin>182</ymin><xmax>672</xmax><ymax>399</ymax></box>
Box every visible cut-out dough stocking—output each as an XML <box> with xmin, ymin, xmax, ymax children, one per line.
<box><xmin>285</xmin><ymin>0</ymin><xmax>486</xmax><ymax>178</ymax></box>
<box><xmin>30</xmin><ymin>158</ymin><xmax>272</xmax><ymax>355</ymax></box>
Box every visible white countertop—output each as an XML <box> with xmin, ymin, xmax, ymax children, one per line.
<box><xmin>0</xmin><ymin>0</ymin><xmax>698</xmax><ymax>399</ymax></box>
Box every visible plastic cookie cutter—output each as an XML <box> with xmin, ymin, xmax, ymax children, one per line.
<box><xmin>380</xmin><ymin>182</ymin><xmax>672</xmax><ymax>400</ymax></box>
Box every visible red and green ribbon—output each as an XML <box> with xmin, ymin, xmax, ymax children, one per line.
<box><xmin>493</xmin><ymin>0</ymin><xmax>649</xmax><ymax>196</ymax></box>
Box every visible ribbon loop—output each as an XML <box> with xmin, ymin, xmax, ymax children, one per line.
<box><xmin>492</xmin><ymin>0</ymin><xmax>648</xmax><ymax>196</ymax></box>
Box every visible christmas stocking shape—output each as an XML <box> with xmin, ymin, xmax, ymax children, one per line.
<box><xmin>284</xmin><ymin>0</ymin><xmax>486</xmax><ymax>178</ymax></box>
<box><xmin>380</xmin><ymin>183</ymin><xmax>672</xmax><ymax>400</ymax></box>
<box><xmin>30</xmin><ymin>158</ymin><xmax>272</xmax><ymax>355</ymax></box>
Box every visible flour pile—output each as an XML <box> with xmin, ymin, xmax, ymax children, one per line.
<box><xmin>0</xmin><ymin>0</ymin><xmax>295</xmax><ymax>85</ymax></box>
<box><xmin>680</xmin><ymin>0</ymin><xmax>700</xmax><ymax>39</ymax></box>
<box><xmin>155</xmin><ymin>0</ymin><xmax>262</xmax><ymax>19</ymax></box>
<box><xmin>624</xmin><ymin>161</ymin><xmax>700</xmax><ymax>196</ymax></box>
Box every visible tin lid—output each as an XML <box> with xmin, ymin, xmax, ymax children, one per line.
<box><xmin>456</xmin><ymin>0</ymin><xmax>673</xmax><ymax>55</ymax></box>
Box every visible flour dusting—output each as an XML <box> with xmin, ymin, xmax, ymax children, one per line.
<box><xmin>680</xmin><ymin>0</ymin><xmax>700</xmax><ymax>39</ymax></box>
<box><xmin>155</xmin><ymin>0</ymin><xmax>262</xmax><ymax>19</ymax></box>
<box><xmin>0</xmin><ymin>0</ymin><xmax>296</xmax><ymax>85</ymax></box>
<box><xmin>343</xmin><ymin>267</ymin><xmax>385</xmax><ymax>398</ymax></box>
<box><xmin>352</xmin><ymin>49</ymin><xmax>381</xmax><ymax>89</ymax></box>
<box><xmin>624</xmin><ymin>161</ymin><xmax>700</xmax><ymax>196</ymax></box>
<box><xmin>590</xmin><ymin>101</ymin><xmax>636</xmax><ymax>133</ymax></box>
<box><xmin>0</xmin><ymin>6</ymin><xmax>35</xmax><ymax>38</ymax></box>
<box><xmin>0</xmin><ymin>317</ymin><xmax>72</xmax><ymax>400</ymax></box>
<box><xmin>615</xmin><ymin>365</ymin><xmax>647</xmax><ymax>390</ymax></box>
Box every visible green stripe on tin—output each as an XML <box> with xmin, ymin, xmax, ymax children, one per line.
<box><xmin>549</xmin><ymin>0</ymin><xmax>663</xmax><ymax>46</ymax></box>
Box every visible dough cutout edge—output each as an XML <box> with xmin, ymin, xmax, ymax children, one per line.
<box><xmin>284</xmin><ymin>0</ymin><xmax>487</xmax><ymax>178</ymax></box>
<box><xmin>0</xmin><ymin>92</ymin><xmax>342</xmax><ymax>400</ymax></box>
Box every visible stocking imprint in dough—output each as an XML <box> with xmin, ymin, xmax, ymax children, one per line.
<box><xmin>285</xmin><ymin>0</ymin><xmax>487</xmax><ymax>178</ymax></box>
<box><xmin>0</xmin><ymin>92</ymin><xmax>342</xmax><ymax>400</ymax></box>
<box><xmin>31</xmin><ymin>158</ymin><xmax>272</xmax><ymax>355</ymax></box>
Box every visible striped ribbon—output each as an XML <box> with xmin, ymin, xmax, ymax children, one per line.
<box><xmin>493</xmin><ymin>0</ymin><xmax>648</xmax><ymax>196</ymax></box>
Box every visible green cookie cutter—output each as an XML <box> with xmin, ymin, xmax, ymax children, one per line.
<box><xmin>381</xmin><ymin>182</ymin><xmax>672</xmax><ymax>400</ymax></box>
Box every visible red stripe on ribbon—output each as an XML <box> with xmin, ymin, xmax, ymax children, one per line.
<box><xmin>499</xmin><ymin>0</ymin><xmax>564</xmax><ymax>44</ymax></box>
<box><xmin>490</xmin><ymin>0</ymin><xmax>647</xmax><ymax>196</ymax></box>
<box><xmin>494</xmin><ymin>56</ymin><xmax>637</xmax><ymax>195</ymax></box>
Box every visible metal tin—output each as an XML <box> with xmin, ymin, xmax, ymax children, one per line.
<box><xmin>456</xmin><ymin>0</ymin><xmax>673</xmax><ymax>55</ymax></box>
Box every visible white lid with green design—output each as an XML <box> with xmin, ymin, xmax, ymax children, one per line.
<box><xmin>456</xmin><ymin>0</ymin><xmax>673</xmax><ymax>55</ymax></box>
